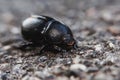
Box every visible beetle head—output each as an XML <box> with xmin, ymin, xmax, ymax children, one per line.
<box><xmin>62</xmin><ymin>34</ymin><xmax>77</xmax><ymax>49</ymax></box>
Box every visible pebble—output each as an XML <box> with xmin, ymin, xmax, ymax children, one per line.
<box><xmin>38</xmin><ymin>56</ymin><xmax>48</xmax><ymax>62</ymax></box>
<box><xmin>94</xmin><ymin>72</ymin><xmax>114</xmax><ymax>80</ymax></box>
<box><xmin>108</xmin><ymin>41</ymin><xmax>115</xmax><ymax>49</ymax></box>
<box><xmin>22</xmin><ymin>75</ymin><xmax>40</xmax><ymax>80</ymax></box>
<box><xmin>34</xmin><ymin>68</ymin><xmax>51</xmax><ymax>79</ymax></box>
<box><xmin>76</xmin><ymin>41</ymin><xmax>82</xmax><ymax>47</ymax></box>
<box><xmin>0</xmin><ymin>24</ymin><xmax>9</xmax><ymax>33</ymax></box>
<box><xmin>70</xmin><ymin>64</ymin><xmax>87</xmax><ymax>72</ymax></box>
<box><xmin>94</xmin><ymin>44</ymin><xmax>103</xmax><ymax>52</ymax></box>
<box><xmin>100</xmin><ymin>5</ymin><xmax>120</xmax><ymax>23</ymax></box>
<box><xmin>2</xmin><ymin>45</ymin><xmax>11</xmax><ymax>51</ymax></box>
<box><xmin>1</xmin><ymin>73</ymin><xmax>9</xmax><ymax>80</ymax></box>
<box><xmin>34</xmin><ymin>71</ymin><xmax>46</xmax><ymax>79</ymax></box>
<box><xmin>86</xmin><ymin>7</ymin><xmax>99</xmax><ymax>19</ymax></box>
<box><xmin>16</xmin><ymin>57</ymin><xmax>23</xmax><ymax>63</ymax></box>
<box><xmin>94</xmin><ymin>72</ymin><xmax>106</xmax><ymax>80</ymax></box>
<box><xmin>10</xmin><ymin>27</ymin><xmax>20</xmax><ymax>34</ymax></box>
<box><xmin>84</xmin><ymin>50</ymin><xmax>98</xmax><ymax>58</ymax></box>
<box><xmin>87</xmin><ymin>67</ymin><xmax>99</xmax><ymax>73</ymax></box>
<box><xmin>0</xmin><ymin>63</ymin><xmax>9</xmax><ymax>70</ymax></box>
<box><xmin>12</xmin><ymin>64</ymin><xmax>21</xmax><ymax>73</ymax></box>
<box><xmin>1</xmin><ymin>12</ymin><xmax>16</xmax><ymax>25</ymax></box>
<box><xmin>101</xmin><ymin>10</ymin><xmax>113</xmax><ymax>22</ymax></box>
<box><xmin>0</xmin><ymin>51</ymin><xmax>7</xmax><ymax>56</ymax></box>
<box><xmin>107</xmin><ymin>26</ymin><xmax>120</xmax><ymax>36</ymax></box>
<box><xmin>83</xmin><ymin>60</ymin><xmax>93</xmax><ymax>67</ymax></box>
<box><xmin>56</xmin><ymin>76</ymin><xmax>69</xmax><ymax>80</ymax></box>
<box><xmin>73</xmin><ymin>55</ymin><xmax>80</xmax><ymax>64</ymax></box>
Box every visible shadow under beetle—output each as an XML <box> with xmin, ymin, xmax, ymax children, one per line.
<box><xmin>20</xmin><ymin>15</ymin><xmax>77</xmax><ymax>52</ymax></box>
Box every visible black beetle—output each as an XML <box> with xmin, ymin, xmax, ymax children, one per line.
<box><xmin>21</xmin><ymin>15</ymin><xmax>77</xmax><ymax>52</ymax></box>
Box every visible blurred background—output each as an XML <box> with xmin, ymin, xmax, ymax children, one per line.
<box><xmin>0</xmin><ymin>0</ymin><xmax>119</xmax><ymax>23</ymax></box>
<box><xmin>0</xmin><ymin>0</ymin><xmax>120</xmax><ymax>38</ymax></box>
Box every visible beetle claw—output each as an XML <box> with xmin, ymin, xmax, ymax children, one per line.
<box><xmin>73</xmin><ymin>43</ymin><xmax>78</xmax><ymax>50</ymax></box>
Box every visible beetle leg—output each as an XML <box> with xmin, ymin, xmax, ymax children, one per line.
<box><xmin>39</xmin><ymin>45</ymin><xmax>46</xmax><ymax>53</ymax></box>
<box><xmin>13</xmin><ymin>41</ymin><xmax>31</xmax><ymax>50</ymax></box>
<box><xmin>73</xmin><ymin>43</ymin><xmax>78</xmax><ymax>50</ymax></box>
<box><xmin>73</xmin><ymin>40</ymin><xmax>78</xmax><ymax>50</ymax></box>
<box><xmin>12</xmin><ymin>41</ymin><xmax>42</xmax><ymax>51</ymax></box>
<box><xmin>53</xmin><ymin>45</ymin><xmax>67</xmax><ymax>52</ymax></box>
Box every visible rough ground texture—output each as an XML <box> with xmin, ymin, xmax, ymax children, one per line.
<box><xmin>1</xmin><ymin>0</ymin><xmax>120</xmax><ymax>80</ymax></box>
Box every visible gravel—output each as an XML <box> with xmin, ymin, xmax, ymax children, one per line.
<box><xmin>0</xmin><ymin>0</ymin><xmax>120</xmax><ymax>80</ymax></box>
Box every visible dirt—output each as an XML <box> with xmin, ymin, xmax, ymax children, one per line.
<box><xmin>0</xmin><ymin>0</ymin><xmax>120</xmax><ymax>80</ymax></box>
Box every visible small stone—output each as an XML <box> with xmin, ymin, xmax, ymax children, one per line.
<box><xmin>29</xmin><ymin>76</ymin><xmax>40</xmax><ymax>80</ymax></box>
<box><xmin>2</xmin><ymin>46</ymin><xmax>11</xmax><ymax>50</ymax></box>
<box><xmin>44</xmin><ymin>76</ymin><xmax>54</xmax><ymax>80</ymax></box>
<box><xmin>1</xmin><ymin>12</ymin><xmax>16</xmax><ymax>25</ymax></box>
<box><xmin>22</xmin><ymin>75</ymin><xmax>40</xmax><ymax>80</ymax></box>
<box><xmin>108</xmin><ymin>42</ymin><xmax>115</xmax><ymax>49</ymax></box>
<box><xmin>107</xmin><ymin>26</ymin><xmax>120</xmax><ymax>36</ymax></box>
<box><xmin>100</xmin><ymin>5</ymin><xmax>120</xmax><ymax>24</ymax></box>
<box><xmin>34</xmin><ymin>71</ymin><xmax>45</xmax><ymax>79</ymax></box>
<box><xmin>94</xmin><ymin>72</ymin><xmax>114</xmax><ymax>80</ymax></box>
<box><xmin>101</xmin><ymin>10</ymin><xmax>113</xmax><ymax>22</ymax></box>
<box><xmin>0</xmin><ymin>51</ymin><xmax>7</xmax><ymax>56</ymax></box>
<box><xmin>95</xmin><ymin>72</ymin><xmax>107</xmax><ymax>80</ymax></box>
<box><xmin>51</xmin><ymin>69</ymin><xmax>62</xmax><ymax>75</ymax></box>
<box><xmin>101</xmin><ymin>59</ymin><xmax>111</xmax><ymax>66</ymax></box>
<box><xmin>111</xmin><ymin>69</ymin><xmax>119</xmax><ymax>76</ymax></box>
<box><xmin>70</xmin><ymin>64</ymin><xmax>87</xmax><ymax>72</ymax></box>
<box><xmin>1</xmin><ymin>73</ymin><xmax>8</xmax><ymax>80</ymax></box>
<box><xmin>94</xmin><ymin>44</ymin><xmax>103</xmax><ymax>52</ymax></box>
<box><xmin>0</xmin><ymin>24</ymin><xmax>8</xmax><ymax>33</ymax></box>
<box><xmin>86</xmin><ymin>7</ymin><xmax>99</xmax><ymax>19</ymax></box>
<box><xmin>11</xmin><ymin>27</ymin><xmax>20</xmax><ymax>34</ymax></box>
<box><xmin>83</xmin><ymin>60</ymin><xmax>92</xmax><ymax>67</ymax></box>
<box><xmin>73</xmin><ymin>55</ymin><xmax>80</xmax><ymax>64</ymax></box>
<box><xmin>35</xmin><ymin>68</ymin><xmax>51</xmax><ymax>79</ymax></box>
<box><xmin>84</xmin><ymin>50</ymin><xmax>98</xmax><ymax>58</ymax></box>
<box><xmin>0</xmin><ymin>63</ymin><xmax>9</xmax><ymax>68</ymax></box>
<box><xmin>56</xmin><ymin>76</ymin><xmax>69</xmax><ymax>80</ymax></box>
<box><xmin>87</xmin><ymin>67</ymin><xmax>99</xmax><ymax>73</ymax></box>
<box><xmin>38</xmin><ymin>56</ymin><xmax>48</xmax><ymax>62</ymax></box>
<box><xmin>77</xmin><ymin>41</ymin><xmax>82</xmax><ymax>47</ymax></box>
<box><xmin>16</xmin><ymin>57</ymin><xmax>23</xmax><ymax>63</ymax></box>
<box><xmin>12</xmin><ymin>64</ymin><xmax>21</xmax><ymax>73</ymax></box>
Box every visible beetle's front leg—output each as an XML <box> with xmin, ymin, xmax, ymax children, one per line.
<box><xmin>73</xmin><ymin>42</ymin><xmax>78</xmax><ymax>50</ymax></box>
<box><xmin>53</xmin><ymin>45</ymin><xmax>67</xmax><ymax>52</ymax></box>
<box><xmin>12</xmin><ymin>41</ymin><xmax>42</xmax><ymax>51</ymax></box>
<box><xmin>13</xmin><ymin>41</ymin><xmax>32</xmax><ymax>50</ymax></box>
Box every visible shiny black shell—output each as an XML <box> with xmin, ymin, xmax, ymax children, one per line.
<box><xmin>21</xmin><ymin>15</ymin><xmax>75</xmax><ymax>50</ymax></box>
<box><xmin>21</xmin><ymin>15</ymin><xmax>53</xmax><ymax>43</ymax></box>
